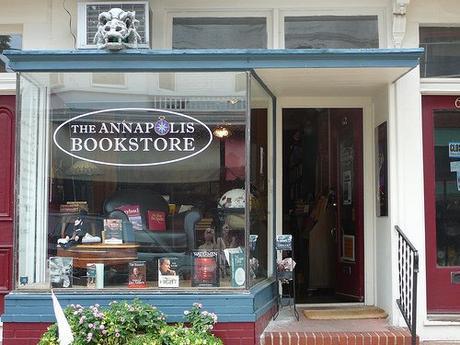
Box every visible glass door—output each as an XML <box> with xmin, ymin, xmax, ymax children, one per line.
<box><xmin>423</xmin><ymin>95</ymin><xmax>460</xmax><ymax>312</ymax></box>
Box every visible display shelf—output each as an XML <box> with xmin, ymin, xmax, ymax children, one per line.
<box><xmin>273</xmin><ymin>234</ymin><xmax>299</xmax><ymax>321</ymax></box>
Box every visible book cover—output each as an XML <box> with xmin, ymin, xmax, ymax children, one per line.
<box><xmin>49</xmin><ymin>256</ymin><xmax>73</xmax><ymax>288</ymax></box>
<box><xmin>86</xmin><ymin>263</ymin><xmax>96</xmax><ymax>288</ymax></box>
<box><xmin>230</xmin><ymin>252</ymin><xmax>246</xmax><ymax>287</ymax></box>
<box><xmin>158</xmin><ymin>257</ymin><xmax>179</xmax><ymax>288</ymax></box>
<box><xmin>128</xmin><ymin>261</ymin><xmax>147</xmax><ymax>288</ymax></box>
<box><xmin>249</xmin><ymin>234</ymin><xmax>258</xmax><ymax>252</ymax></box>
<box><xmin>103</xmin><ymin>219</ymin><xmax>123</xmax><ymax>244</ymax></box>
<box><xmin>147</xmin><ymin>210</ymin><xmax>166</xmax><ymax>231</ymax></box>
<box><xmin>191</xmin><ymin>250</ymin><xmax>219</xmax><ymax>287</ymax></box>
<box><xmin>117</xmin><ymin>204</ymin><xmax>143</xmax><ymax>231</ymax></box>
<box><xmin>95</xmin><ymin>263</ymin><xmax>104</xmax><ymax>289</ymax></box>
<box><xmin>275</xmin><ymin>234</ymin><xmax>293</xmax><ymax>251</ymax></box>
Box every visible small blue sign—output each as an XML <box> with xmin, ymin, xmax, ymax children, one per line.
<box><xmin>449</xmin><ymin>142</ymin><xmax>460</xmax><ymax>158</ymax></box>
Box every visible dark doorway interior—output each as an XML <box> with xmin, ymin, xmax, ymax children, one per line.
<box><xmin>282</xmin><ymin>108</ymin><xmax>362</xmax><ymax>304</ymax></box>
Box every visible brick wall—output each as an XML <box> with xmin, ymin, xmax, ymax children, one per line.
<box><xmin>3</xmin><ymin>322</ymin><xmax>51</xmax><ymax>345</ymax></box>
<box><xmin>3</xmin><ymin>307</ymin><xmax>276</xmax><ymax>345</ymax></box>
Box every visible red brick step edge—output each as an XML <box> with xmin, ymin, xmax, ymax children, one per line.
<box><xmin>263</xmin><ymin>328</ymin><xmax>418</xmax><ymax>345</ymax></box>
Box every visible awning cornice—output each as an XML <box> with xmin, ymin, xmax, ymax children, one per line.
<box><xmin>1</xmin><ymin>48</ymin><xmax>423</xmax><ymax>72</ymax></box>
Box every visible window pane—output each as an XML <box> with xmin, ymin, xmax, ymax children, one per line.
<box><xmin>420</xmin><ymin>27</ymin><xmax>460</xmax><ymax>78</ymax></box>
<box><xmin>18</xmin><ymin>72</ymin><xmax>250</xmax><ymax>290</ymax></box>
<box><xmin>0</xmin><ymin>34</ymin><xmax>22</xmax><ymax>72</ymax></box>
<box><xmin>434</xmin><ymin>111</ymin><xmax>460</xmax><ymax>266</ymax></box>
<box><xmin>284</xmin><ymin>16</ymin><xmax>378</xmax><ymax>49</ymax></box>
<box><xmin>173</xmin><ymin>17</ymin><xmax>267</xmax><ymax>49</ymax></box>
<box><xmin>249</xmin><ymin>76</ymin><xmax>271</xmax><ymax>285</ymax></box>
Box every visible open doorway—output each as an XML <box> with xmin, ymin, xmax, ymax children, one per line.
<box><xmin>282</xmin><ymin>108</ymin><xmax>364</xmax><ymax>304</ymax></box>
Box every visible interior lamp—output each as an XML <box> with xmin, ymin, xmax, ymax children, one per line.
<box><xmin>213</xmin><ymin>124</ymin><xmax>232</xmax><ymax>139</ymax></box>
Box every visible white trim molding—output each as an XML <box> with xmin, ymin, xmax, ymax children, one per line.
<box><xmin>0</xmin><ymin>73</ymin><xmax>16</xmax><ymax>95</ymax></box>
<box><xmin>420</xmin><ymin>78</ymin><xmax>460</xmax><ymax>95</ymax></box>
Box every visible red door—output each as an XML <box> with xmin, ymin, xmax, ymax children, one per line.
<box><xmin>0</xmin><ymin>95</ymin><xmax>15</xmax><ymax>313</ymax></box>
<box><xmin>423</xmin><ymin>95</ymin><xmax>460</xmax><ymax>312</ymax></box>
<box><xmin>330</xmin><ymin>109</ymin><xmax>364</xmax><ymax>301</ymax></box>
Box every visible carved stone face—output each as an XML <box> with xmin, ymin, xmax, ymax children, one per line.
<box><xmin>94</xmin><ymin>7</ymin><xmax>141</xmax><ymax>50</ymax></box>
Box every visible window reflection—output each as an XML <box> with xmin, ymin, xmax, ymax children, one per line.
<box><xmin>434</xmin><ymin>111</ymin><xmax>460</xmax><ymax>266</ymax></box>
<box><xmin>17</xmin><ymin>72</ymin><xmax>269</xmax><ymax>290</ymax></box>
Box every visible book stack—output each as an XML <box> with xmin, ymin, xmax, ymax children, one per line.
<box><xmin>147</xmin><ymin>210</ymin><xmax>166</xmax><ymax>231</ymax></box>
<box><xmin>86</xmin><ymin>263</ymin><xmax>96</xmax><ymax>288</ymax></box>
<box><xmin>195</xmin><ymin>218</ymin><xmax>213</xmax><ymax>232</ymax></box>
<box><xmin>59</xmin><ymin>201</ymin><xmax>88</xmax><ymax>214</ymax></box>
<box><xmin>192</xmin><ymin>250</ymin><xmax>219</xmax><ymax>287</ymax></box>
<box><xmin>103</xmin><ymin>219</ymin><xmax>123</xmax><ymax>244</ymax></box>
<box><xmin>116</xmin><ymin>204</ymin><xmax>143</xmax><ymax>231</ymax></box>
<box><xmin>128</xmin><ymin>261</ymin><xmax>147</xmax><ymax>288</ymax></box>
<box><xmin>158</xmin><ymin>257</ymin><xmax>179</xmax><ymax>288</ymax></box>
<box><xmin>49</xmin><ymin>257</ymin><xmax>73</xmax><ymax>288</ymax></box>
<box><xmin>230</xmin><ymin>252</ymin><xmax>246</xmax><ymax>287</ymax></box>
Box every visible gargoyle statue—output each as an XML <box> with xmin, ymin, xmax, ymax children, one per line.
<box><xmin>93</xmin><ymin>7</ymin><xmax>141</xmax><ymax>50</ymax></box>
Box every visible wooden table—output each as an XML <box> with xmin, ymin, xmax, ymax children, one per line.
<box><xmin>57</xmin><ymin>243</ymin><xmax>139</xmax><ymax>269</ymax></box>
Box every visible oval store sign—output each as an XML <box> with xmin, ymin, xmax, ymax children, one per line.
<box><xmin>53</xmin><ymin>108</ymin><xmax>213</xmax><ymax>167</ymax></box>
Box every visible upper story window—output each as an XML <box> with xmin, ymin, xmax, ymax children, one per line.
<box><xmin>284</xmin><ymin>16</ymin><xmax>378</xmax><ymax>49</ymax></box>
<box><xmin>420</xmin><ymin>27</ymin><xmax>460</xmax><ymax>78</ymax></box>
<box><xmin>172</xmin><ymin>17</ymin><xmax>267</xmax><ymax>49</ymax></box>
<box><xmin>0</xmin><ymin>34</ymin><xmax>22</xmax><ymax>72</ymax></box>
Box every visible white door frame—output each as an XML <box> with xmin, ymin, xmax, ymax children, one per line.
<box><xmin>275</xmin><ymin>96</ymin><xmax>376</xmax><ymax>306</ymax></box>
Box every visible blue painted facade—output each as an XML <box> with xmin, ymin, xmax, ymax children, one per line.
<box><xmin>3</xmin><ymin>280</ymin><xmax>277</xmax><ymax>323</ymax></box>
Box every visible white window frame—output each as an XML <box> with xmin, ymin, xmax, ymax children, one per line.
<box><xmin>0</xmin><ymin>26</ymin><xmax>23</xmax><ymax>93</ymax></box>
<box><xmin>278</xmin><ymin>8</ymin><xmax>387</xmax><ymax>49</ymax></box>
<box><xmin>77</xmin><ymin>1</ymin><xmax>151</xmax><ymax>49</ymax></box>
<box><xmin>164</xmin><ymin>10</ymin><xmax>273</xmax><ymax>49</ymax></box>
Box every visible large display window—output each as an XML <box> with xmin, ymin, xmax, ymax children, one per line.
<box><xmin>16</xmin><ymin>71</ymin><xmax>271</xmax><ymax>291</ymax></box>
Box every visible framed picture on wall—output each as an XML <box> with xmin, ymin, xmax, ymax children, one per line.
<box><xmin>376</xmin><ymin>122</ymin><xmax>388</xmax><ymax>217</ymax></box>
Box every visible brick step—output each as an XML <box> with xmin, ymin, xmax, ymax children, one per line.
<box><xmin>263</xmin><ymin>328</ymin><xmax>417</xmax><ymax>345</ymax></box>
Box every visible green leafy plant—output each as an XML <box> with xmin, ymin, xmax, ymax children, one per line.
<box><xmin>39</xmin><ymin>299</ymin><xmax>166</xmax><ymax>345</ymax></box>
<box><xmin>39</xmin><ymin>300</ymin><xmax>222</xmax><ymax>345</ymax></box>
<box><xmin>183</xmin><ymin>303</ymin><xmax>218</xmax><ymax>334</ymax></box>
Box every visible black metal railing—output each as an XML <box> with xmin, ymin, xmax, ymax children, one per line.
<box><xmin>395</xmin><ymin>225</ymin><xmax>419</xmax><ymax>345</ymax></box>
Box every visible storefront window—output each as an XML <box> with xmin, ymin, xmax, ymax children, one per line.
<box><xmin>16</xmin><ymin>71</ymin><xmax>269</xmax><ymax>290</ymax></box>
